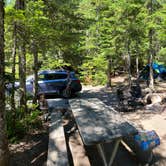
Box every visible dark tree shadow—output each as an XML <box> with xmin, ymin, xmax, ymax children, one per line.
<box><xmin>9</xmin><ymin>132</ymin><xmax>49</xmax><ymax>166</ymax></box>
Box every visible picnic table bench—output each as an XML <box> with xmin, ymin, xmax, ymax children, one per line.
<box><xmin>47</xmin><ymin>99</ymin><xmax>70</xmax><ymax>166</ymax></box>
<box><xmin>69</xmin><ymin>98</ymin><xmax>137</xmax><ymax>166</ymax></box>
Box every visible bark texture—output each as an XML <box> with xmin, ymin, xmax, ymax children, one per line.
<box><xmin>16</xmin><ymin>0</ymin><xmax>27</xmax><ymax>112</ymax></box>
<box><xmin>148</xmin><ymin>0</ymin><xmax>154</xmax><ymax>89</ymax></box>
<box><xmin>106</xmin><ymin>58</ymin><xmax>112</xmax><ymax>87</ymax></box>
<box><xmin>0</xmin><ymin>1</ymin><xmax>9</xmax><ymax>165</ymax></box>
<box><xmin>32</xmin><ymin>42</ymin><xmax>39</xmax><ymax>104</ymax></box>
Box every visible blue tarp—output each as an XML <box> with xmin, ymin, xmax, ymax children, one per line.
<box><xmin>139</xmin><ymin>62</ymin><xmax>166</xmax><ymax>80</ymax></box>
<box><xmin>151</xmin><ymin>63</ymin><xmax>166</xmax><ymax>74</ymax></box>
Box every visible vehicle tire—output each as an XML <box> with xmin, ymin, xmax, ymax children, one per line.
<box><xmin>62</xmin><ymin>88</ymin><xmax>72</xmax><ymax>98</ymax></box>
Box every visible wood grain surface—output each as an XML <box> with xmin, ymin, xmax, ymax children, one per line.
<box><xmin>69</xmin><ymin>98</ymin><xmax>137</xmax><ymax>146</ymax></box>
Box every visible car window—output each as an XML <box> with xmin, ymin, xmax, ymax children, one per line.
<box><xmin>26</xmin><ymin>75</ymin><xmax>33</xmax><ymax>81</ymax></box>
<box><xmin>42</xmin><ymin>73</ymin><xmax>68</xmax><ymax>80</ymax></box>
<box><xmin>38</xmin><ymin>74</ymin><xmax>45</xmax><ymax>80</ymax></box>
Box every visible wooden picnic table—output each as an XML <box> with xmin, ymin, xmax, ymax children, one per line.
<box><xmin>69</xmin><ymin>98</ymin><xmax>137</xmax><ymax>166</ymax></box>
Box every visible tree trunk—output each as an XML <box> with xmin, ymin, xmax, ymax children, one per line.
<box><xmin>18</xmin><ymin>44</ymin><xmax>27</xmax><ymax>112</ymax></box>
<box><xmin>135</xmin><ymin>41</ymin><xmax>139</xmax><ymax>78</ymax></box>
<box><xmin>148</xmin><ymin>52</ymin><xmax>154</xmax><ymax>89</ymax></box>
<box><xmin>106</xmin><ymin>58</ymin><xmax>112</xmax><ymax>87</ymax></box>
<box><xmin>127</xmin><ymin>39</ymin><xmax>132</xmax><ymax>88</ymax></box>
<box><xmin>11</xmin><ymin>22</ymin><xmax>16</xmax><ymax>115</ymax></box>
<box><xmin>0</xmin><ymin>1</ymin><xmax>9</xmax><ymax>165</ymax></box>
<box><xmin>136</xmin><ymin>55</ymin><xmax>139</xmax><ymax>78</ymax></box>
<box><xmin>32</xmin><ymin>42</ymin><xmax>39</xmax><ymax>104</ymax></box>
<box><xmin>148</xmin><ymin>0</ymin><xmax>154</xmax><ymax>89</ymax></box>
<box><xmin>16</xmin><ymin>0</ymin><xmax>27</xmax><ymax>112</ymax></box>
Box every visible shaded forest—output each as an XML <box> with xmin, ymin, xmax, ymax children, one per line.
<box><xmin>4</xmin><ymin>0</ymin><xmax>166</xmax><ymax>85</ymax></box>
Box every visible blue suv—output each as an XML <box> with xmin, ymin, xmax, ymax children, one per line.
<box><xmin>17</xmin><ymin>70</ymin><xmax>82</xmax><ymax>98</ymax></box>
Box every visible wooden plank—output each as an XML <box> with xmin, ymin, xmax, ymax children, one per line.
<box><xmin>69</xmin><ymin>98</ymin><xmax>137</xmax><ymax>146</ymax></box>
<box><xmin>47</xmin><ymin>111</ymin><xmax>69</xmax><ymax>166</ymax></box>
<box><xmin>69</xmin><ymin>131</ymin><xmax>91</xmax><ymax>166</ymax></box>
<box><xmin>47</xmin><ymin>99</ymin><xmax>70</xmax><ymax>110</ymax></box>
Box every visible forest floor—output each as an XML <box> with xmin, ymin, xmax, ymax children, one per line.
<box><xmin>9</xmin><ymin>75</ymin><xmax>166</xmax><ymax>166</ymax></box>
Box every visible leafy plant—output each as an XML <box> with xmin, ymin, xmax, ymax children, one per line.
<box><xmin>6</xmin><ymin>106</ymin><xmax>42</xmax><ymax>143</ymax></box>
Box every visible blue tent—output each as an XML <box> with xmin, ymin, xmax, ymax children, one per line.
<box><xmin>139</xmin><ymin>62</ymin><xmax>166</xmax><ymax>80</ymax></box>
<box><xmin>152</xmin><ymin>63</ymin><xmax>166</xmax><ymax>74</ymax></box>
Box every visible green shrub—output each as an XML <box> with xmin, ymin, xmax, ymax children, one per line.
<box><xmin>6</xmin><ymin>107</ymin><xmax>42</xmax><ymax>143</ymax></box>
<box><xmin>6</xmin><ymin>114</ymin><xmax>26</xmax><ymax>143</ymax></box>
<box><xmin>24</xmin><ymin>110</ymin><xmax>42</xmax><ymax>130</ymax></box>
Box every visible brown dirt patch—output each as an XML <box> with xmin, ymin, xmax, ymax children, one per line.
<box><xmin>9</xmin><ymin>123</ymin><xmax>49</xmax><ymax>166</ymax></box>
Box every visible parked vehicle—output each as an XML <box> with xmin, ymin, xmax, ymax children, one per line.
<box><xmin>13</xmin><ymin>70</ymin><xmax>82</xmax><ymax>98</ymax></box>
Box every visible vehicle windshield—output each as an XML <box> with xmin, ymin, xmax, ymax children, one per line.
<box><xmin>26</xmin><ymin>72</ymin><xmax>70</xmax><ymax>81</ymax></box>
<box><xmin>38</xmin><ymin>73</ymin><xmax>68</xmax><ymax>80</ymax></box>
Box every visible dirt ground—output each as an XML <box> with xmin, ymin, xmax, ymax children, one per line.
<box><xmin>9</xmin><ymin>123</ymin><xmax>49</xmax><ymax>166</ymax></box>
<box><xmin>9</xmin><ymin>76</ymin><xmax>166</xmax><ymax>166</ymax></box>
